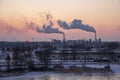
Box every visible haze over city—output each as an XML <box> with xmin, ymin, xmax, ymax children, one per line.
<box><xmin>0</xmin><ymin>0</ymin><xmax>120</xmax><ymax>41</ymax></box>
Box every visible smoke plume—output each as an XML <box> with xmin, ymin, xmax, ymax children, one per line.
<box><xmin>27</xmin><ymin>22</ymin><xmax>42</xmax><ymax>32</ymax></box>
<box><xmin>42</xmin><ymin>24</ymin><xmax>63</xmax><ymax>34</ymax></box>
<box><xmin>57</xmin><ymin>19</ymin><xmax>96</xmax><ymax>33</ymax></box>
<box><xmin>27</xmin><ymin>21</ymin><xmax>63</xmax><ymax>34</ymax></box>
<box><xmin>25</xmin><ymin>12</ymin><xmax>63</xmax><ymax>34</ymax></box>
<box><xmin>46</xmin><ymin>12</ymin><xmax>53</xmax><ymax>21</ymax></box>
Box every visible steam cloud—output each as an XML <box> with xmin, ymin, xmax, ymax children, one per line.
<box><xmin>26</xmin><ymin>13</ymin><xmax>64</xmax><ymax>34</ymax></box>
<box><xmin>46</xmin><ymin>13</ymin><xmax>53</xmax><ymax>21</ymax></box>
<box><xmin>57</xmin><ymin>19</ymin><xmax>96</xmax><ymax>33</ymax></box>
<box><xmin>42</xmin><ymin>24</ymin><xmax>63</xmax><ymax>34</ymax></box>
<box><xmin>27</xmin><ymin>22</ymin><xmax>63</xmax><ymax>34</ymax></box>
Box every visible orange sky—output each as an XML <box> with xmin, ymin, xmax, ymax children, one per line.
<box><xmin>0</xmin><ymin>0</ymin><xmax>120</xmax><ymax>41</ymax></box>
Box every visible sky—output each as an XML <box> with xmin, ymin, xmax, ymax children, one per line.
<box><xmin>0</xmin><ymin>0</ymin><xmax>120</xmax><ymax>41</ymax></box>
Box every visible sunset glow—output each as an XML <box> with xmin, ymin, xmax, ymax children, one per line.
<box><xmin>0</xmin><ymin>0</ymin><xmax>120</xmax><ymax>41</ymax></box>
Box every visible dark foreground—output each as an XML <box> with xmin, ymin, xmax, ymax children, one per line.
<box><xmin>0</xmin><ymin>71</ymin><xmax>120</xmax><ymax>80</ymax></box>
<box><xmin>0</xmin><ymin>65</ymin><xmax>113</xmax><ymax>78</ymax></box>
<box><xmin>0</xmin><ymin>64</ymin><xmax>120</xmax><ymax>80</ymax></box>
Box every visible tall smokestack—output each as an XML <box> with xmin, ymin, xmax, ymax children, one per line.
<box><xmin>63</xmin><ymin>33</ymin><xmax>66</xmax><ymax>48</ymax></box>
<box><xmin>94</xmin><ymin>32</ymin><xmax>97</xmax><ymax>49</ymax></box>
<box><xmin>95</xmin><ymin>32</ymin><xmax>97</xmax><ymax>42</ymax></box>
<box><xmin>63</xmin><ymin>33</ymin><xmax>66</xmax><ymax>43</ymax></box>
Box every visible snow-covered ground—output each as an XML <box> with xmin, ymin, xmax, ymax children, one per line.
<box><xmin>0</xmin><ymin>72</ymin><xmax>61</xmax><ymax>80</ymax></box>
<box><xmin>0</xmin><ymin>64</ymin><xmax>120</xmax><ymax>80</ymax></box>
<box><xmin>0</xmin><ymin>71</ymin><xmax>120</xmax><ymax>80</ymax></box>
<box><xmin>110</xmin><ymin>64</ymin><xmax>120</xmax><ymax>73</ymax></box>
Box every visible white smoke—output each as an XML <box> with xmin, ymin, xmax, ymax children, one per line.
<box><xmin>27</xmin><ymin>21</ymin><xmax>63</xmax><ymax>34</ymax></box>
<box><xmin>57</xmin><ymin>20</ymin><xmax>69</xmax><ymax>29</ymax></box>
<box><xmin>26</xmin><ymin>12</ymin><xmax>63</xmax><ymax>34</ymax></box>
<box><xmin>57</xmin><ymin>19</ymin><xmax>96</xmax><ymax>33</ymax></box>
<box><xmin>28</xmin><ymin>22</ymin><xmax>41</xmax><ymax>32</ymax></box>
<box><xmin>44</xmin><ymin>25</ymin><xmax>63</xmax><ymax>34</ymax></box>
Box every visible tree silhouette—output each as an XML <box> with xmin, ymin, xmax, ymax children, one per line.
<box><xmin>5</xmin><ymin>54</ymin><xmax>11</xmax><ymax>71</ymax></box>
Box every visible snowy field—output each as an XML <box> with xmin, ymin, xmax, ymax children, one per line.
<box><xmin>0</xmin><ymin>72</ymin><xmax>120</xmax><ymax>80</ymax></box>
<box><xmin>0</xmin><ymin>64</ymin><xmax>120</xmax><ymax>80</ymax></box>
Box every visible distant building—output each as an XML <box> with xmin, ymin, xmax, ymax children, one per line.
<box><xmin>67</xmin><ymin>40</ymin><xmax>85</xmax><ymax>46</ymax></box>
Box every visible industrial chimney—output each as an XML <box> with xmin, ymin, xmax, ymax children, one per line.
<box><xmin>95</xmin><ymin>32</ymin><xmax>97</xmax><ymax>42</ymax></box>
<box><xmin>94</xmin><ymin>32</ymin><xmax>97</xmax><ymax>49</ymax></box>
<box><xmin>62</xmin><ymin>33</ymin><xmax>66</xmax><ymax>48</ymax></box>
<box><xmin>63</xmin><ymin>33</ymin><xmax>66</xmax><ymax>43</ymax></box>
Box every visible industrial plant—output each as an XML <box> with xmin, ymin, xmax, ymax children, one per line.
<box><xmin>0</xmin><ymin>37</ymin><xmax>120</xmax><ymax>72</ymax></box>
